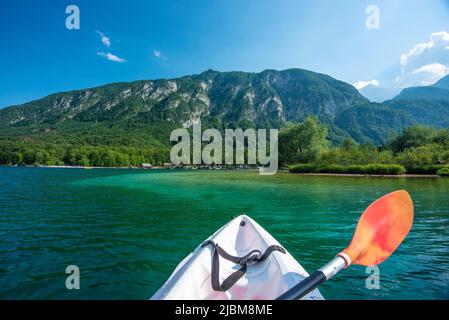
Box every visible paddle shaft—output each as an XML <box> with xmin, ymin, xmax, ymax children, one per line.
<box><xmin>277</xmin><ymin>256</ymin><xmax>347</xmax><ymax>300</ymax></box>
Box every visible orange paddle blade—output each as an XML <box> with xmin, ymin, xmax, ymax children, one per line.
<box><xmin>339</xmin><ymin>190</ymin><xmax>414</xmax><ymax>267</ymax></box>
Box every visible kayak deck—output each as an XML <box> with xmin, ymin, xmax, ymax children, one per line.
<box><xmin>151</xmin><ymin>215</ymin><xmax>324</xmax><ymax>300</ymax></box>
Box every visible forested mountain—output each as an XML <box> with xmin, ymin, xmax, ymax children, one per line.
<box><xmin>0</xmin><ymin>69</ymin><xmax>368</xmax><ymax>143</ymax></box>
<box><xmin>1</xmin><ymin>68</ymin><xmax>449</xmax><ymax>149</ymax></box>
<box><xmin>384</xmin><ymin>99</ymin><xmax>449</xmax><ymax>128</ymax></box>
<box><xmin>384</xmin><ymin>74</ymin><xmax>449</xmax><ymax>129</ymax></box>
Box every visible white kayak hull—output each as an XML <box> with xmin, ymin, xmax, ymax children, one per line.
<box><xmin>151</xmin><ymin>215</ymin><xmax>324</xmax><ymax>300</ymax></box>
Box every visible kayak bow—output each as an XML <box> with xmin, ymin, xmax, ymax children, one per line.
<box><xmin>151</xmin><ymin>215</ymin><xmax>323</xmax><ymax>300</ymax></box>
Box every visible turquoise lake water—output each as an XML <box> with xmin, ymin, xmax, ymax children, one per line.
<box><xmin>0</xmin><ymin>167</ymin><xmax>448</xmax><ymax>299</ymax></box>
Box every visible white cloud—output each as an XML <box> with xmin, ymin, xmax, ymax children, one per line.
<box><xmin>400</xmin><ymin>31</ymin><xmax>449</xmax><ymax>67</ymax></box>
<box><xmin>153</xmin><ymin>50</ymin><xmax>167</xmax><ymax>60</ymax></box>
<box><xmin>395</xmin><ymin>31</ymin><xmax>449</xmax><ymax>88</ymax></box>
<box><xmin>396</xmin><ymin>31</ymin><xmax>449</xmax><ymax>87</ymax></box>
<box><xmin>353</xmin><ymin>79</ymin><xmax>379</xmax><ymax>90</ymax></box>
<box><xmin>356</xmin><ymin>32</ymin><xmax>449</xmax><ymax>101</ymax></box>
<box><xmin>96</xmin><ymin>31</ymin><xmax>111</xmax><ymax>47</ymax></box>
<box><xmin>97</xmin><ymin>52</ymin><xmax>126</xmax><ymax>63</ymax></box>
<box><xmin>410</xmin><ymin>63</ymin><xmax>449</xmax><ymax>86</ymax></box>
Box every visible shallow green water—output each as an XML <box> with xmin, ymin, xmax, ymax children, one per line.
<box><xmin>0</xmin><ymin>167</ymin><xmax>448</xmax><ymax>299</ymax></box>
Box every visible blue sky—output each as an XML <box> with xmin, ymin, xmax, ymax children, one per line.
<box><xmin>1</xmin><ymin>0</ymin><xmax>449</xmax><ymax>108</ymax></box>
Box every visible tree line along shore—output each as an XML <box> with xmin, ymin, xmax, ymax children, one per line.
<box><xmin>280</xmin><ymin>117</ymin><xmax>449</xmax><ymax>177</ymax></box>
<box><xmin>1</xmin><ymin>116</ymin><xmax>449</xmax><ymax>177</ymax></box>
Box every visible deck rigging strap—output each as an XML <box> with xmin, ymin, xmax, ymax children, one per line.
<box><xmin>201</xmin><ymin>240</ymin><xmax>286</xmax><ymax>292</ymax></box>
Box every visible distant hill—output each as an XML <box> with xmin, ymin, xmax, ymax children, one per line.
<box><xmin>394</xmin><ymin>86</ymin><xmax>449</xmax><ymax>102</ymax></box>
<box><xmin>385</xmin><ymin>74</ymin><xmax>449</xmax><ymax>129</ymax></box>
<box><xmin>393</xmin><ymin>74</ymin><xmax>449</xmax><ymax>102</ymax></box>
<box><xmin>1</xmin><ymin>68</ymin><xmax>449</xmax><ymax>147</ymax></box>
<box><xmin>433</xmin><ymin>74</ymin><xmax>449</xmax><ymax>90</ymax></box>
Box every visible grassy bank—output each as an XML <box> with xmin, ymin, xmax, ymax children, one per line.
<box><xmin>289</xmin><ymin>163</ymin><xmax>449</xmax><ymax>176</ymax></box>
<box><xmin>437</xmin><ymin>167</ymin><xmax>449</xmax><ymax>177</ymax></box>
<box><xmin>404</xmin><ymin>165</ymin><xmax>446</xmax><ymax>174</ymax></box>
<box><xmin>290</xmin><ymin>164</ymin><xmax>406</xmax><ymax>175</ymax></box>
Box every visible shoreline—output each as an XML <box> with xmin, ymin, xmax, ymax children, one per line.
<box><xmin>0</xmin><ymin>165</ymin><xmax>260</xmax><ymax>171</ymax></box>
<box><xmin>290</xmin><ymin>173</ymin><xmax>439</xmax><ymax>178</ymax></box>
<box><xmin>0</xmin><ymin>165</ymin><xmax>441</xmax><ymax>178</ymax></box>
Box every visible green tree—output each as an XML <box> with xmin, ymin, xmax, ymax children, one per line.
<box><xmin>432</xmin><ymin>128</ymin><xmax>449</xmax><ymax>146</ymax></box>
<box><xmin>279</xmin><ymin>116</ymin><xmax>328</xmax><ymax>164</ymax></box>
<box><xmin>35</xmin><ymin>150</ymin><xmax>51</xmax><ymax>165</ymax></box>
<box><xmin>389</xmin><ymin>126</ymin><xmax>435</xmax><ymax>153</ymax></box>
<box><xmin>342</xmin><ymin>138</ymin><xmax>357</xmax><ymax>151</ymax></box>
<box><xmin>22</xmin><ymin>149</ymin><xmax>36</xmax><ymax>165</ymax></box>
